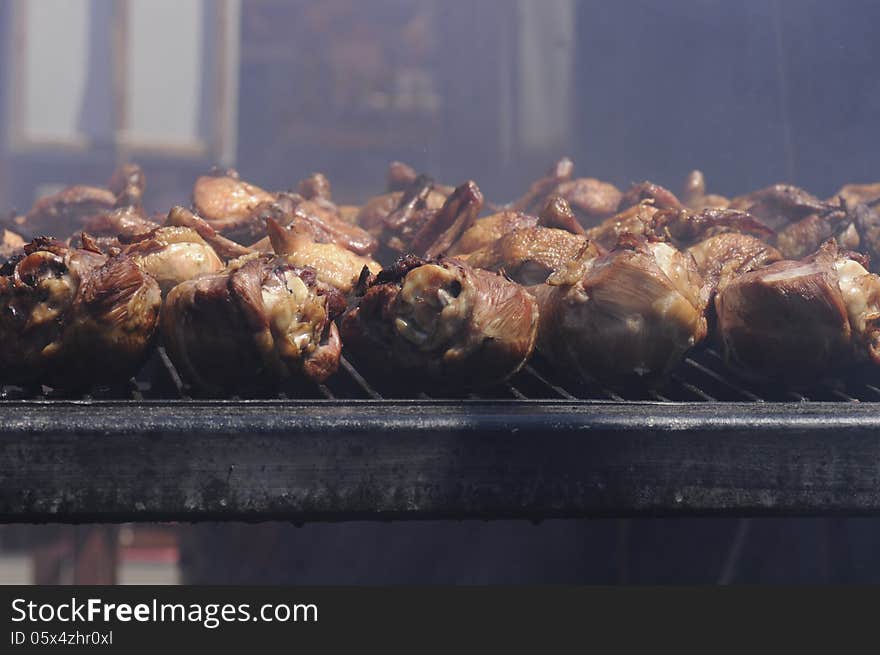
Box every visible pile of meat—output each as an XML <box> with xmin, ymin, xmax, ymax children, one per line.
<box><xmin>4</xmin><ymin>159</ymin><xmax>880</xmax><ymax>393</ymax></box>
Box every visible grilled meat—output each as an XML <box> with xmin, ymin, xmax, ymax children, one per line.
<box><xmin>162</xmin><ymin>255</ymin><xmax>344</xmax><ymax>393</ymax></box>
<box><xmin>266</xmin><ymin>217</ymin><xmax>380</xmax><ymax>293</ymax></box>
<box><xmin>0</xmin><ymin>229</ymin><xmax>25</xmax><ymax>262</ymax></box>
<box><xmin>510</xmin><ymin>158</ymin><xmax>621</xmax><ymax>224</ymax></box>
<box><xmin>191</xmin><ymin>168</ymin><xmax>276</xmax><ymax>243</ymax></box>
<box><xmin>340</xmin><ymin>257</ymin><xmax>539</xmax><ymax>388</ymax></box>
<box><xmin>14</xmin><ymin>164</ymin><xmax>146</xmax><ymax>239</ymax></box>
<box><xmin>122</xmin><ymin>226</ymin><xmax>224</xmax><ymax>295</ymax></box>
<box><xmin>717</xmin><ymin>240</ymin><xmax>880</xmax><ymax>379</ymax></box>
<box><xmin>534</xmin><ymin>236</ymin><xmax>708</xmax><ymax>384</ymax></box>
<box><xmin>688</xmin><ymin>232</ymin><xmax>783</xmax><ymax>301</ymax></box>
<box><xmin>377</xmin><ymin>179</ymin><xmax>483</xmax><ymax>261</ymax></box>
<box><xmin>0</xmin><ymin>239</ymin><xmax>161</xmax><ymax>389</ymax></box>
<box><xmin>681</xmin><ymin>170</ymin><xmax>730</xmax><ymax>210</ymax></box>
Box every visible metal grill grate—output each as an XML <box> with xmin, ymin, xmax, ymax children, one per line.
<box><xmin>1</xmin><ymin>344</ymin><xmax>878</xmax><ymax>404</ymax></box>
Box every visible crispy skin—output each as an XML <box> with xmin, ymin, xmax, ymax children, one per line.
<box><xmin>340</xmin><ymin>258</ymin><xmax>539</xmax><ymax>388</ymax></box>
<box><xmin>0</xmin><ymin>242</ymin><xmax>160</xmax><ymax>389</ymax></box>
<box><xmin>376</xmin><ymin>180</ymin><xmax>483</xmax><ymax>261</ymax></box>
<box><xmin>535</xmin><ymin>239</ymin><xmax>707</xmax><ymax>384</ymax></box>
<box><xmin>357</xmin><ymin>189</ymin><xmax>448</xmax><ymax>235</ymax></box>
<box><xmin>618</xmin><ymin>181</ymin><xmax>682</xmax><ymax>211</ymax></box>
<box><xmin>266</xmin><ymin>217</ymin><xmax>380</xmax><ymax>293</ymax></box>
<box><xmin>716</xmin><ymin>240</ymin><xmax>880</xmax><ymax>378</ymax></box>
<box><xmin>554</xmin><ymin>178</ymin><xmax>622</xmax><ymax>222</ymax></box>
<box><xmin>584</xmin><ymin>203</ymin><xmax>659</xmax><ymax>250</ymax></box>
<box><xmin>123</xmin><ymin>226</ymin><xmax>224</xmax><ymax>295</ymax></box>
<box><xmin>651</xmin><ymin>207</ymin><xmax>774</xmax><ymax>246</ymax></box>
<box><xmin>464</xmin><ymin>227</ymin><xmax>600</xmax><ymax>286</ymax></box>
<box><xmin>161</xmin><ymin>256</ymin><xmax>344</xmax><ymax>393</ymax></box>
<box><xmin>449</xmin><ymin>211</ymin><xmax>538</xmax><ymax>256</ymax></box>
<box><xmin>191</xmin><ymin>169</ymin><xmax>275</xmax><ymax>242</ymax></box>
<box><xmin>16</xmin><ymin>186</ymin><xmax>117</xmax><ymax>239</ymax></box>
<box><xmin>729</xmin><ymin>184</ymin><xmax>828</xmax><ymax>229</ymax></box>
<box><xmin>688</xmin><ymin>232</ymin><xmax>782</xmax><ymax>300</ymax></box>
<box><xmin>82</xmin><ymin>205</ymin><xmax>159</xmax><ymax>240</ymax></box>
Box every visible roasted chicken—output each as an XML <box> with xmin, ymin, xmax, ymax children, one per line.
<box><xmin>339</xmin><ymin>256</ymin><xmax>539</xmax><ymax>388</ymax></box>
<box><xmin>162</xmin><ymin>255</ymin><xmax>345</xmax><ymax>394</ymax></box>
<box><xmin>509</xmin><ymin>157</ymin><xmax>621</xmax><ymax>224</ymax></box>
<box><xmin>716</xmin><ymin>240</ymin><xmax>880</xmax><ymax>379</ymax></box>
<box><xmin>376</xmin><ymin>179</ymin><xmax>483</xmax><ymax>261</ymax></box>
<box><xmin>0</xmin><ymin>238</ymin><xmax>161</xmax><ymax>389</ymax></box>
<box><xmin>191</xmin><ymin>168</ymin><xmax>276</xmax><ymax>243</ymax></box>
<box><xmin>265</xmin><ymin>217</ymin><xmax>380</xmax><ymax>293</ymax></box>
<box><xmin>533</xmin><ymin>236</ymin><xmax>708</xmax><ymax>384</ymax></box>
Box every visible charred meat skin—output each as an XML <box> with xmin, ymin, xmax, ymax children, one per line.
<box><xmin>0</xmin><ymin>240</ymin><xmax>160</xmax><ymax>389</ymax></box>
<box><xmin>161</xmin><ymin>256</ymin><xmax>344</xmax><ymax>393</ymax></box>
<box><xmin>449</xmin><ymin>211</ymin><xmax>537</xmax><ymax>257</ymax></box>
<box><xmin>534</xmin><ymin>238</ymin><xmax>707</xmax><ymax>385</ymax></box>
<box><xmin>340</xmin><ymin>257</ymin><xmax>539</xmax><ymax>388</ymax></box>
<box><xmin>716</xmin><ymin>240</ymin><xmax>880</xmax><ymax>379</ymax></box>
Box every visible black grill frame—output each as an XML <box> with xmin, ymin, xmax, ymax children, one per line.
<box><xmin>1</xmin><ymin>346</ymin><xmax>880</xmax><ymax>523</ymax></box>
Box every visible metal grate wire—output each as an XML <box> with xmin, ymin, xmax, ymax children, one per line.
<box><xmin>2</xmin><ymin>343</ymin><xmax>880</xmax><ymax>404</ymax></box>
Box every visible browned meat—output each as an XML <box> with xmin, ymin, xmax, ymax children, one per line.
<box><xmin>448</xmin><ymin>211</ymin><xmax>537</xmax><ymax>256</ymax></box>
<box><xmin>107</xmin><ymin>163</ymin><xmax>146</xmax><ymax>208</ymax></box>
<box><xmin>266</xmin><ymin>217</ymin><xmax>380</xmax><ymax>293</ymax></box>
<box><xmin>716</xmin><ymin>240</ymin><xmax>880</xmax><ymax>378</ymax></box>
<box><xmin>163</xmin><ymin>206</ymin><xmax>252</xmax><ymax>260</ymax></box>
<box><xmin>508</xmin><ymin>158</ymin><xmax>620</xmax><ymax>224</ymax></box>
<box><xmin>509</xmin><ymin>157</ymin><xmax>574</xmax><ymax>213</ymax></box>
<box><xmin>651</xmin><ymin>207</ymin><xmax>774</xmax><ymax>246</ymax></box>
<box><xmin>387</xmin><ymin>161</ymin><xmax>419</xmax><ymax>192</ymax></box>
<box><xmin>0</xmin><ymin>239</ymin><xmax>161</xmax><ymax>389</ymax></box>
<box><xmin>16</xmin><ymin>185</ymin><xmax>116</xmax><ymax>239</ymax></box>
<box><xmin>356</xmin><ymin>185</ymin><xmax>447</xmax><ymax>237</ymax></box>
<box><xmin>379</xmin><ymin>179</ymin><xmax>483</xmax><ymax>260</ymax></box>
<box><xmin>0</xmin><ymin>229</ymin><xmax>25</xmax><ymax>262</ymax></box>
<box><xmin>297</xmin><ymin>173</ymin><xmax>332</xmax><ymax>201</ymax></box>
<box><xmin>775</xmin><ymin>204</ymin><xmax>855</xmax><ymax>260</ymax></box>
<box><xmin>729</xmin><ymin>184</ymin><xmax>828</xmax><ymax>230</ymax></box>
<box><xmin>584</xmin><ymin>202</ymin><xmax>660</xmax><ymax>250</ymax></box>
<box><xmin>122</xmin><ymin>226</ymin><xmax>224</xmax><ymax>295</ymax></box>
<box><xmin>553</xmin><ymin>178</ymin><xmax>622</xmax><ymax>223</ymax></box>
<box><xmin>829</xmin><ymin>182</ymin><xmax>880</xmax><ymax>207</ymax></box>
<box><xmin>537</xmin><ymin>195</ymin><xmax>586</xmax><ymax>235</ymax></box>
<box><xmin>161</xmin><ymin>256</ymin><xmax>345</xmax><ymax>393</ymax></box>
<box><xmin>534</xmin><ymin>236</ymin><xmax>707</xmax><ymax>384</ymax></box>
<box><xmin>687</xmin><ymin>232</ymin><xmax>782</xmax><ymax>301</ymax></box>
<box><xmin>14</xmin><ymin>163</ymin><xmax>147</xmax><ymax>239</ymax></box>
<box><xmin>81</xmin><ymin>205</ymin><xmax>159</xmax><ymax>240</ymax></box>
<box><xmin>340</xmin><ymin>257</ymin><xmax>539</xmax><ymax>388</ymax></box>
<box><xmin>618</xmin><ymin>181</ymin><xmax>682</xmax><ymax>211</ymax></box>
<box><xmin>464</xmin><ymin>227</ymin><xmax>600</xmax><ymax>286</ymax></box>
<box><xmin>191</xmin><ymin>168</ymin><xmax>276</xmax><ymax>243</ymax></box>
<box><xmin>681</xmin><ymin>170</ymin><xmax>730</xmax><ymax>210</ymax></box>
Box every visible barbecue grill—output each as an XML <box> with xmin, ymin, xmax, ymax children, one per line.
<box><xmin>3</xmin><ymin>343</ymin><xmax>879</xmax><ymax>524</ymax></box>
